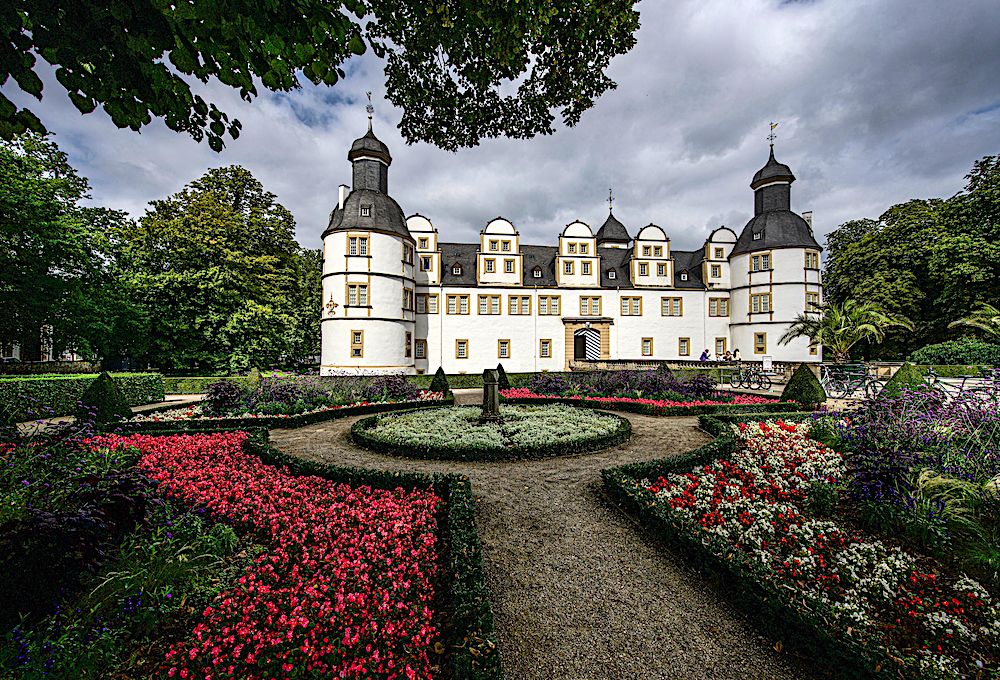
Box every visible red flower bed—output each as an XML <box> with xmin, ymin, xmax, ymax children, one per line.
<box><xmin>97</xmin><ymin>432</ymin><xmax>440</xmax><ymax>680</ymax></box>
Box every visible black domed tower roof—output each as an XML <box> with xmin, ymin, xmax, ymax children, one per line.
<box><xmin>731</xmin><ymin>147</ymin><xmax>819</xmax><ymax>257</ymax></box>
<box><xmin>348</xmin><ymin>125</ymin><xmax>392</xmax><ymax>164</ymax></box>
<box><xmin>595</xmin><ymin>210</ymin><xmax>630</xmax><ymax>245</ymax></box>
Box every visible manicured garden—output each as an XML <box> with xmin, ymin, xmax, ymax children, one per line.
<box><xmin>603</xmin><ymin>376</ymin><xmax>1000</xmax><ymax>679</ymax></box>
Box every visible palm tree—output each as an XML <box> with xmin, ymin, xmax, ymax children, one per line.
<box><xmin>778</xmin><ymin>300</ymin><xmax>915</xmax><ymax>363</ymax></box>
<box><xmin>949</xmin><ymin>302</ymin><xmax>1000</xmax><ymax>341</ymax></box>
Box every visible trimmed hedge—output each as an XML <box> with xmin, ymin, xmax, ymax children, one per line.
<box><xmin>0</xmin><ymin>373</ymin><xmax>165</xmax><ymax>422</ymax></box>
<box><xmin>162</xmin><ymin>376</ymin><xmax>230</xmax><ymax>394</ymax></box>
<box><xmin>913</xmin><ymin>364</ymin><xmax>990</xmax><ymax>379</ymax></box>
<box><xmin>601</xmin><ymin>413</ymin><xmax>902</xmax><ymax>680</ymax></box>
<box><xmin>351</xmin><ymin>407</ymin><xmax>632</xmax><ymax>461</ymax></box>
<box><xmin>908</xmin><ymin>339</ymin><xmax>1000</xmax><ymax>366</ymax></box>
<box><xmin>237</xmin><ymin>436</ymin><xmax>502</xmax><ymax>680</ymax></box>
<box><xmin>116</xmin><ymin>397</ymin><xmax>454</xmax><ymax>433</ymax></box>
<box><xmin>780</xmin><ymin>363</ymin><xmax>826</xmax><ymax>407</ymax></box>
<box><xmin>499</xmin><ymin>394</ymin><xmax>802</xmax><ymax>417</ymax></box>
<box><xmin>880</xmin><ymin>362</ymin><xmax>929</xmax><ymax>398</ymax></box>
<box><xmin>75</xmin><ymin>372</ymin><xmax>132</xmax><ymax>424</ymax></box>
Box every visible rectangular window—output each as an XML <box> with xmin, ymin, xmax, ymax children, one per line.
<box><xmin>498</xmin><ymin>340</ymin><xmax>509</xmax><ymax>358</ymax></box>
<box><xmin>709</xmin><ymin>298</ymin><xmax>729</xmax><ymax>317</ymax></box>
<box><xmin>639</xmin><ymin>263</ymin><xmax>648</xmax><ymax>276</ymax></box>
<box><xmin>403</xmin><ymin>244</ymin><xmax>413</xmax><ymax>264</ymax></box>
<box><xmin>447</xmin><ymin>295</ymin><xmax>469</xmax><ymax>314</ymax></box>
<box><xmin>755</xmin><ymin>333</ymin><xmax>766</xmax><ymax>354</ymax></box>
<box><xmin>582</xmin><ymin>261</ymin><xmax>591</xmax><ymax>276</ymax></box>
<box><xmin>448</xmin><ymin>295</ymin><xmax>456</xmax><ymax>314</ymax></box>
<box><xmin>657</xmin><ymin>263</ymin><xmax>665</xmax><ymax>277</ymax></box>
<box><xmin>752</xmin><ymin>255</ymin><xmax>760</xmax><ymax>271</ymax></box>
<box><xmin>540</xmin><ymin>297</ymin><xmax>548</xmax><ymax>315</ymax></box>
<box><xmin>419</xmin><ymin>237</ymin><xmax>428</xmax><ymax>249</ymax></box>
<box><xmin>479</xmin><ymin>295</ymin><xmax>501</xmax><ymax>314</ymax></box>
<box><xmin>510</xmin><ymin>296</ymin><xmax>518</xmax><ymax>315</ymax></box>
<box><xmin>714</xmin><ymin>247</ymin><xmax>724</xmax><ymax>259</ymax></box>
<box><xmin>642</xmin><ymin>338</ymin><xmax>653</xmax><ymax>356</ymax></box>
<box><xmin>349</xmin><ymin>237</ymin><xmax>357</xmax><ymax>256</ymax></box>
<box><xmin>505</xmin><ymin>259</ymin><xmax>514</xmax><ymax>273</ymax></box>
<box><xmin>810</xmin><ymin>343</ymin><xmax>818</xmax><ymax>356</ymax></box>
<box><xmin>403</xmin><ymin>288</ymin><xmax>414</xmax><ymax>311</ymax></box>
<box><xmin>540</xmin><ymin>339</ymin><xmax>551</xmax><ymax>358</ymax></box>
<box><xmin>679</xmin><ymin>338</ymin><xmax>690</xmax><ymax>356</ymax></box>
<box><xmin>580</xmin><ymin>296</ymin><xmax>600</xmax><ymax>316</ymax></box>
<box><xmin>502</xmin><ymin>240</ymin><xmax>511</xmax><ymax>252</ymax></box>
<box><xmin>608</xmin><ymin>270</ymin><xmax>616</xmax><ymax>279</ymax></box>
<box><xmin>359</xmin><ymin>238</ymin><xmax>368</xmax><ymax>256</ymax></box>
<box><xmin>521</xmin><ymin>296</ymin><xmax>530</xmax><ymax>315</ymax></box>
<box><xmin>428</xmin><ymin>295</ymin><xmax>438</xmax><ymax>314</ymax></box>
<box><xmin>361</xmin><ymin>206</ymin><xmax>371</xmax><ymax>217</ymax></box>
<box><xmin>351</xmin><ymin>330</ymin><xmax>363</xmax><ymax>358</ymax></box>
<box><xmin>805</xmin><ymin>251</ymin><xmax>820</xmax><ymax>269</ymax></box>
<box><xmin>508</xmin><ymin>295</ymin><xmax>532</xmax><ymax>315</ymax></box>
<box><xmin>653</xmin><ymin>246</ymin><xmax>662</xmax><ymax>257</ymax></box>
<box><xmin>538</xmin><ymin>296</ymin><xmax>560</xmax><ymax>315</ymax></box>
<box><xmin>415</xmin><ymin>340</ymin><xmax>426</xmax><ymax>359</ymax></box>
<box><xmin>761</xmin><ymin>253</ymin><xmax>770</xmax><ymax>269</ymax></box>
<box><xmin>485</xmin><ymin>259</ymin><xmax>495</xmax><ymax>273</ymax></box>
<box><xmin>621</xmin><ymin>297</ymin><xmax>642</xmax><ymax>315</ymax></box>
<box><xmin>711</xmin><ymin>265</ymin><xmax>721</xmax><ymax>278</ymax></box>
<box><xmin>564</xmin><ymin>261</ymin><xmax>574</xmax><ymax>275</ymax></box>
<box><xmin>661</xmin><ymin>297</ymin><xmax>682</xmax><ymax>316</ymax></box>
<box><xmin>405</xmin><ymin>332</ymin><xmax>412</xmax><ymax>358</ymax></box>
<box><xmin>806</xmin><ymin>292</ymin><xmax>820</xmax><ymax>311</ymax></box>
<box><xmin>347</xmin><ymin>284</ymin><xmax>368</xmax><ymax>307</ymax></box>
<box><xmin>751</xmin><ymin>293</ymin><xmax>771</xmax><ymax>314</ymax></box>
<box><xmin>420</xmin><ymin>256</ymin><xmax>432</xmax><ymax>271</ymax></box>
<box><xmin>491</xmin><ymin>296</ymin><xmax>500</xmax><ymax>315</ymax></box>
<box><xmin>580</xmin><ymin>243</ymin><xmax>588</xmax><ymax>254</ymax></box>
<box><xmin>456</xmin><ymin>340</ymin><xmax>468</xmax><ymax>359</ymax></box>
<box><xmin>715</xmin><ymin>338</ymin><xmax>726</xmax><ymax>356</ymax></box>
<box><xmin>490</xmin><ymin>240</ymin><xmax>499</xmax><ymax>251</ymax></box>
<box><xmin>568</xmin><ymin>243</ymin><xmax>576</xmax><ymax>254</ymax></box>
<box><xmin>416</xmin><ymin>295</ymin><xmax>425</xmax><ymax>314</ymax></box>
<box><xmin>642</xmin><ymin>245</ymin><xmax>651</xmax><ymax>256</ymax></box>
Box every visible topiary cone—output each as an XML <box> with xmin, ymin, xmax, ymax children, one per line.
<box><xmin>429</xmin><ymin>367</ymin><xmax>450</xmax><ymax>395</ymax></box>
<box><xmin>780</xmin><ymin>363</ymin><xmax>826</xmax><ymax>409</ymax></box>
<box><xmin>879</xmin><ymin>362</ymin><xmax>929</xmax><ymax>399</ymax></box>
<box><xmin>496</xmin><ymin>363</ymin><xmax>510</xmax><ymax>390</ymax></box>
<box><xmin>74</xmin><ymin>372</ymin><xmax>132</xmax><ymax>424</ymax></box>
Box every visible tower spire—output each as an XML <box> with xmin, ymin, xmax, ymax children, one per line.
<box><xmin>767</xmin><ymin>121</ymin><xmax>778</xmax><ymax>148</ymax></box>
<box><xmin>366</xmin><ymin>91</ymin><xmax>373</xmax><ymax>131</ymax></box>
<box><xmin>608</xmin><ymin>188</ymin><xmax>614</xmax><ymax>212</ymax></box>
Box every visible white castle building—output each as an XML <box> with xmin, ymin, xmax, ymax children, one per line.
<box><xmin>320</xmin><ymin>125</ymin><xmax>823</xmax><ymax>375</ymax></box>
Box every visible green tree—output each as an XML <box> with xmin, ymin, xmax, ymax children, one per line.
<box><xmin>0</xmin><ymin>131</ymin><xmax>140</xmax><ymax>360</ymax></box>
<box><xmin>117</xmin><ymin>165</ymin><xmax>317</xmax><ymax>371</ymax></box>
<box><xmin>1</xmin><ymin>0</ymin><xmax>640</xmax><ymax>151</ymax></box>
<box><xmin>777</xmin><ymin>300</ymin><xmax>915</xmax><ymax>364</ymax></box>
<box><xmin>949</xmin><ymin>302</ymin><xmax>1000</xmax><ymax>341</ymax></box>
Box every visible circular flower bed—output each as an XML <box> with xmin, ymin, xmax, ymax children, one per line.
<box><xmin>352</xmin><ymin>404</ymin><xmax>631</xmax><ymax>460</ymax></box>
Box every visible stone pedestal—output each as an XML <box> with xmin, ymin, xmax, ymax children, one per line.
<box><xmin>479</xmin><ymin>369</ymin><xmax>501</xmax><ymax>424</ymax></box>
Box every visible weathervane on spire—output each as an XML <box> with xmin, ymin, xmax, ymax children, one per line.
<box><xmin>608</xmin><ymin>188</ymin><xmax>614</xmax><ymax>211</ymax></box>
<box><xmin>768</xmin><ymin>121</ymin><xmax>778</xmax><ymax>147</ymax></box>
<box><xmin>366</xmin><ymin>91</ymin><xmax>373</xmax><ymax>130</ymax></box>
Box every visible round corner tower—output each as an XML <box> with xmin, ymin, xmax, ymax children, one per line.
<box><xmin>320</xmin><ymin>125</ymin><xmax>416</xmax><ymax>375</ymax></box>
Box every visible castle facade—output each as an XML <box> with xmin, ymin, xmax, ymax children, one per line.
<box><xmin>320</xmin><ymin>126</ymin><xmax>823</xmax><ymax>375</ymax></box>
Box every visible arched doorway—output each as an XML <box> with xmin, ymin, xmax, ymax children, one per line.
<box><xmin>573</xmin><ymin>328</ymin><xmax>601</xmax><ymax>361</ymax></box>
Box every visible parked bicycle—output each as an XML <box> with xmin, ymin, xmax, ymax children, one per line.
<box><xmin>924</xmin><ymin>367</ymin><xmax>995</xmax><ymax>404</ymax></box>
<box><xmin>728</xmin><ymin>364</ymin><xmax>772</xmax><ymax>391</ymax></box>
<box><xmin>821</xmin><ymin>363</ymin><xmax>881</xmax><ymax>399</ymax></box>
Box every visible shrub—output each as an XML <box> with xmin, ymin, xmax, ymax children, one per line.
<box><xmin>879</xmin><ymin>362</ymin><xmax>929</xmax><ymax>399</ymax></box>
<box><xmin>527</xmin><ymin>372</ymin><xmax>570</xmax><ymax>395</ymax></box>
<box><xmin>781</xmin><ymin>363</ymin><xmax>826</xmax><ymax>407</ymax></box>
<box><xmin>0</xmin><ymin>374</ymin><xmax>164</xmax><ymax>422</ymax></box>
<box><xmin>909</xmin><ymin>338</ymin><xmax>1000</xmax><ymax>366</ymax></box>
<box><xmin>429</xmin><ymin>367</ymin><xmax>450</xmax><ymax>394</ymax></box>
<box><xmin>74</xmin><ymin>373</ymin><xmax>132</xmax><ymax>424</ymax></box>
<box><xmin>496</xmin><ymin>363</ymin><xmax>510</xmax><ymax>390</ymax></box>
<box><xmin>203</xmin><ymin>379</ymin><xmax>246</xmax><ymax>415</ymax></box>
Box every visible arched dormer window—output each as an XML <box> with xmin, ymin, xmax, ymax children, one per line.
<box><xmin>452</xmin><ymin>264</ymin><xmax>462</xmax><ymax>276</ymax></box>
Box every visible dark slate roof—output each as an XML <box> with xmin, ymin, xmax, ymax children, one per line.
<box><xmin>599</xmin><ymin>247</ymin><xmax>633</xmax><ymax>288</ymax></box>
<box><xmin>671</xmin><ymin>250</ymin><xmax>706</xmax><ymax>289</ymax></box>
<box><xmin>730</xmin><ymin>210</ymin><xmax>821</xmax><ymax>257</ymax></box>
<box><xmin>750</xmin><ymin>147</ymin><xmax>795</xmax><ymax>190</ymax></box>
<box><xmin>520</xmin><ymin>245</ymin><xmax>559</xmax><ymax>286</ymax></box>
<box><xmin>348</xmin><ymin>126</ymin><xmax>392</xmax><ymax>164</ymax></box>
<box><xmin>438</xmin><ymin>243</ymin><xmax>479</xmax><ymax>286</ymax></box>
<box><xmin>595</xmin><ymin>211</ymin><xmax>630</xmax><ymax>245</ymax></box>
<box><xmin>323</xmin><ymin>189</ymin><xmax>411</xmax><ymax>240</ymax></box>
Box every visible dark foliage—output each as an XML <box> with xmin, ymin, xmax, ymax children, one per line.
<box><xmin>908</xmin><ymin>339</ymin><xmax>1000</xmax><ymax>366</ymax></box>
<box><xmin>526</xmin><ymin>369</ymin><xmax>720</xmax><ymax>402</ymax></box>
<box><xmin>203</xmin><ymin>379</ymin><xmax>246</xmax><ymax>416</ymax></box>
<box><xmin>73</xmin><ymin>372</ymin><xmax>131</xmax><ymax>424</ymax></box>
<box><xmin>429</xmin><ymin>367</ymin><xmax>450</xmax><ymax>394</ymax></box>
<box><xmin>879</xmin><ymin>363</ymin><xmax>930</xmax><ymax>399</ymax></box>
<box><xmin>496</xmin><ymin>364</ymin><xmax>510</xmax><ymax>391</ymax></box>
<box><xmin>781</xmin><ymin>363</ymin><xmax>827</xmax><ymax>407</ymax></box>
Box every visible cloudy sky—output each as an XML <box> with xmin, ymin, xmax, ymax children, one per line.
<box><xmin>4</xmin><ymin>0</ymin><xmax>999</xmax><ymax>253</ymax></box>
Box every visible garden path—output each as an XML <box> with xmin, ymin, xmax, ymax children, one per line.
<box><xmin>269</xmin><ymin>402</ymin><xmax>822</xmax><ymax>680</ymax></box>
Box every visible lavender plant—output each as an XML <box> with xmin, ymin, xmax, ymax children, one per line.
<box><xmin>526</xmin><ymin>369</ymin><xmax>721</xmax><ymax>402</ymax></box>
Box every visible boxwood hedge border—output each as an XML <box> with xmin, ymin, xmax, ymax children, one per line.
<box><xmin>600</xmin><ymin>411</ymin><xmax>904</xmax><ymax>679</ymax></box>
<box><xmin>352</xmin><ymin>406</ymin><xmax>632</xmax><ymax>461</ymax></box>
<box><xmin>499</xmin><ymin>394</ymin><xmax>802</xmax><ymax>417</ymax></box>
<box><xmin>127</xmin><ymin>427</ymin><xmax>501</xmax><ymax>680</ymax></box>
<box><xmin>2</xmin><ymin>373</ymin><xmax>165</xmax><ymax>423</ymax></box>
<box><xmin>115</xmin><ymin>397</ymin><xmax>454</xmax><ymax>433</ymax></box>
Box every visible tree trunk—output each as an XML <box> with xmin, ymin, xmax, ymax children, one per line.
<box><xmin>831</xmin><ymin>350</ymin><xmax>851</xmax><ymax>364</ymax></box>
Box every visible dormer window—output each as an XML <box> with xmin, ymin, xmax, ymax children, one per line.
<box><xmin>568</xmin><ymin>243</ymin><xmax>576</xmax><ymax>254</ymax></box>
<box><xmin>608</xmin><ymin>269</ymin><xmax>616</xmax><ymax>280</ymax></box>
<box><xmin>502</xmin><ymin>240</ymin><xmax>511</xmax><ymax>252</ymax></box>
<box><xmin>642</xmin><ymin>245</ymin><xmax>651</xmax><ymax>256</ymax></box>
<box><xmin>489</xmin><ymin>240</ymin><xmax>499</xmax><ymax>251</ymax></box>
<box><xmin>680</xmin><ymin>272</ymin><xmax>689</xmax><ymax>281</ymax></box>
<box><xmin>580</xmin><ymin>244</ymin><xmax>588</xmax><ymax>254</ymax></box>
<box><xmin>419</xmin><ymin>237</ymin><xmax>428</xmax><ymax>249</ymax></box>
<box><xmin>653</xmin><ymin>246</ymin><xmax>662</xmax><ymax>257</ymax></box>
<box><xmin>361</xmin><ymin>206</ymin><xmax>371</xmax><ymax>217</ymax></box>
<box><xmin>752</xmin><ymin>230</ymin><xmax>763</xmax><ymax>241</ymax></box>
<box><xmin>453</xmin><ymin>265</ymin><xmax>462</xmax><ymax>276</ymax></box>
<box><xmin>533</xmin><ymin>267</ymin><xmax>542</xmax><ymax>278</ymax></box>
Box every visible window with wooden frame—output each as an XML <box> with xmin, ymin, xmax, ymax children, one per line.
<box><xmin>709</xmin><ymin>298</ymin><xmax>729</xmax><ymax>317</ymax></box>
<box><xmin>456</xmin><ymin>340</ymin><xmax>468</xmax><ymax>359</ymax></box>
<box><xmin>415</xmin><ymin>340</ymin><xmax>426</xmax><ymax>359</ymax></box>
<box><xmin>714</xmin><ymin>247</ymin><xmax>724</xmax><ymax>259</ymax></box>
<box><xmin>715</xmin><ymin>338</ymin><xmax>726</xmax><ymax>356</ymax></box>
<box><xmin>405</xmin><ymin>332</ymin><xmax>412</xmax><ymax>358</ymax></box>
<box><xmin>539</xmin><ymin>339</ymin><xmax>551</xmax><ymax>358</ymax></box>
<box><xmin>661</xmin><ymin>297</ymin><xmax>682</xmax><ymax>316</ymax></box>
<box><xmin>639</xmin><ymin>263</ymin><xmax>648</xmax><ymax>276</ymax></box>
<box><xmin>452</xmin><ymin>265</ymin><xmax>461</xmax><ymax>276</ymax></box>
<box><xmin>642</xmin><ymin>245</ymin><xmax>651</xmax><ymax>256</ymax></box>
<box><xmin>761</xmin><ymin>253</ymin><xmax>770</xmax><ymax>270</ymax></box>
<box><xmin>568</xmin><ymin>243</ymin><xmax>576</xmax><ymax>254</ymax></box>
<box><xmin>755</xmin><ymin>333</ymin><xmax>766</xmax><ymax>354</ymax></box>
<box><xmin>347</xmin><ymin>284</ymin><xmax>368</xmax><ymax>307</ymax></box>
<box><xmin>806</xmin><ymin>292</ymin><xmax>820</xmax><ymax>312</ymax></box>
<box><xmin>621</xmin><ymin>296</ymin><xmax>642</xmax><ymax>316</ymax></box>
<box><xmin>489</xmin><ymin>239</ymin><xmax>499</xmax><ymax>251</ymax></box>
<box><xmin>484</xmin><ymin>259</ymin><xmax>495</xmax><ymax>273</ymax></box>
<box><xmin>653</xmin><ymin>246</ymin><xmax>662</xmax><ymax>257</ymax></box>
<box><xmin>642</xmin><ymin>338</ymin><xmax>653</xmax><ymax>356</ymax></box>
<box><xmin>533</xmin><ymin>268</ymin><xmax>542</xmax><ymax>278</ymax></box>
<box><xmin>580</xmin><ymin>243</ymin><xmax>588</xmax><ymax>254</ymax></box>
<box><xmin>805</xmin><ymin>251</ymin><xmax>820</xmax><ymax>269</ymax></box>
<box><xmin>608</xmin><ymin>269</ymin><xmax>616</xmax><ymax>279</ymax></box>
<box><xmin>751</xmin><ymin>253</ymin><xmax>772</xmax><ymax>271</ymax></box>
<box><xmin>580</xmin><ymin>296</ymin><xmax>602</xmax><ymax>316</ymax></box>
<box><xmin>809</xmin><ymin>342</ymin><xmax>819</xmax><ymax>356</ymax></box>
<box><xmin>509</xmin><ymin>295</ymin><xmax>531</xmax><ymax>315</ymax></box>
<box><xmin>564</xmin><ymin>261</ymin><xmax>574</xmax><ymax>275</ymax></box>
<box><xmin>538</xmin><ymin>296</ymin><xmax>561</xmax><ymax>315</ymax></box>
<box><xmin>582</xmin><ymin>261</ymin><xmax>591</xmax><ymax>276</ymax></box>
<box><xmin>403</xmin><ymin>244</ymin><xmax>414</xmax><ymax>264</ymax></box>
<box><xmin>505</xmin><ymin>259</ymin><xmax>515</xmax><ymax>273</ymax></box>
<box><xmin>351</xmin><ymin>330</ymin><xmax>363</xmax><ymax>357</ymax></box>
<box><xmin>418</xmin><ymin>294</ymin><xmax>438</xmax><ymax>314</ymax></box>
<box><xmin>402</xmin><ymin>288</ymin><xmax>414</xmax><ymax>311</ymax></box>
<box><xmin>479</xmin><ymin>295</ymin><xmax>501</xmax><ymax>315</ymax></box>
<box><xmin>502</xmin><ymin>240</ymin><xmax>511</xmax><ymax>252</ymax></box>
<box><xmin>447</xmin><ymin>295</ymin><xmax>469</xmax><ymax>315</ymax></box>
<box><xmin>678</xmin><ymin>338</ymin><xmax>690</xmax><ymax>356</ymax></box>
<box><xmin>711</xmin><ymin>264</ymin><xmax>721</xmax><ymax>278</ymax></box>
<box><xmin>498</xmin><ymin>340</ymin><xmax>510</xmax><ymax>358</ymax></box>
<box><xmin>418</xmin><ymin>237</ymin><xmax>429</xmax><ymax>249</ymax></box>
<box><xmin>420</xmin><ymin>256</ymin><xmax>432</xmax><ymax>271</ymax></box>
<box><xmin>750</xmin><ymin>293</ymin><xmax>771</xmax><ymax>314</ymax></box>
<box><xmin>657</xmin><ymin>263</ymin><xmax>666</xmax><ymax>277</ymax></box>
<box><xmin>348</xmin><ymin>236</ymin><xmax>369</xmax><ymax>256</ymax></box>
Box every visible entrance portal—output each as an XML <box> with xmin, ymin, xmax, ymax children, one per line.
<box><xmin>573</xmin><ymin>328</ymin><xmax>600</xmax><ymax>361</ymax></box>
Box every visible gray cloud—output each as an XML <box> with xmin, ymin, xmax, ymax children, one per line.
<box><xmin>2</xmin><ymin>0</ymin><xmax>998</xmax><ymax>255</ymax></box>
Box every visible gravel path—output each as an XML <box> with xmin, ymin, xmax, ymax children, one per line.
<box><xmin>269</xmin><ymin>396</ymin><xmax>822</xmax><ymax>680</ymax></box>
